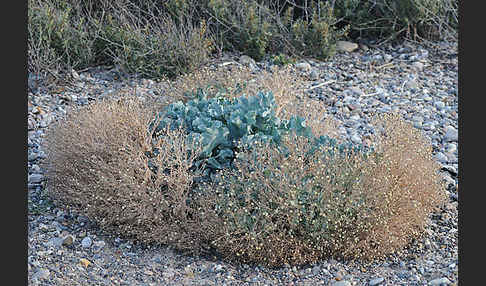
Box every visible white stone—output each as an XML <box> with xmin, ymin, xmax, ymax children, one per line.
<box><xmin>296</xmin><ymin>62</ymin><xmax>311</xmax><ymax>71</ymax></box>
<box><xmin>336</xmin><ymin>41</ymin><xmax>358</xmax><ymax>52</ymax></box>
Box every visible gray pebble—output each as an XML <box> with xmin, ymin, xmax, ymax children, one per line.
<box><xmin>413</xmin><ymin>121</ymin><xmax>423</xmax><ymax>128</ymax></box>
<box><xmin>213</xmin><ymin>264</ymin><xmax>224</xmax><ymax>272</ymax></box>
<box><xmin>348</xmin><ymin>87</ymin><xmax>363</xmax><ymax>96</ymax></box>
<box><xmin>422</xmin><ymin>122</ymin><xmax>436</xmax><ymax>131</ymax></box>
<box><xmin>332</xmin><ymin>280</ymin><xmax>351</xmax><ymax>286</ymax></box>
<box><xmin>296</xmin><ymin>62</ymin><xmax>311</xmax><ymax>72</ymax></box>
<box><xmin>62</xmin><ymin>234</ymin><xmax>75</xmax><ymax>246</ymax></box>
<box><xmin>309</xmin><ymin>69</ymin><xmax>320</xmax><ymax>80</ymax></box>
<box><xmin>443</xmin><ymin>126</ymin><xmax>458</xmax><ymax>142</ymax></box>
<box><xmin>28</xmin><ymin>174</ymin><xmax>44</xmax><ymax>184</ymax></box>
<box><xmin>434</xmin><ymin>101</ymin><xmax>446</xmax><ymax>110</ymax></box>
<box><xmin>429</xmin><ymin>277</ymin><xmax>451</xmax><ymax>285</ymax></box>
<box><xmin>435</xmin><ymin>152</ymin><xmax>449</xmax><ymax>163</ymax></box>
<box><xmin>444</xmin><ymin>143</ymin><xmax>457</xmax><ymax>153</ymax></box>
<box><xmin>405</xmin><ymin>79</ymin><xmax>420</xmax><ymax>90</ymax></box>
<box><xmin>46</xmin><ymin>237</ymin><xmax>64</xmax><ymax>248</ymax></box>
<box><xmin>369</xmin><ymin>277</ymin><xmax>385</xmax><ymax>285</ymax></box>
<box><xmin>28</xmin><ymin>153</ymin><xmax>38</xmax><ymax>161</ymax></box>
<box><xmin>81</xmin><ymin>237</ymin><xmax>92</xmax><ymax>248</ymax></box>
<box><xmin>31</xmin><ymin>164</ymin><xmax>41</xmax><ymax>173</ymax></box>
<box><xmin>412</xmin><ymin>61</ymin><xmax>424</xmax><ymax>70</ymax></box>
<box><xmin>32</xmin><ymin>268</ymin><xmax>50</xmax><ymax>280</ymax></box>
<box><xmin>93</xmin><ymin>240</ymin><xmax>106</xmax><ymax>253</ymax></box>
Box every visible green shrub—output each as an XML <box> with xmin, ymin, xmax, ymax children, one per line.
<box><xmin>28</xmin><ymin>0</ymin><xmax>97</xmax><ymax>76</ymax></box>
<box><xmin>271</xmin><ymin>53</ymin><xmax>296</xmax><ymax>66</ymax></box>
<box><xmin>161</xmin><ymin>0</ymin><xmax>347</xmax><ymax>61</ymax></box>
<box><xmin>333</xmin><ymin>0</ymin><xmax>458</xmax><ymax>41</ymax></box>
<box><xmin>28</xmin><ymin>0</ymin><xmax>214</xmax><ymax>79</ymax></box>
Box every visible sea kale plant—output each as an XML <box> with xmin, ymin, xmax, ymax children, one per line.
<box><xmin>147</xmin><ymin>88</ymin><xmax>369</xmax><ymax>180</ymax></box>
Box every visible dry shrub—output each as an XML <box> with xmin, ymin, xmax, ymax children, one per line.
<box><xmin>196</xmin><ymin>113</ymin><xmax>446</xmax><ymax>267</ymax></box>
<box><xmin>43</xmin><ymin>98</ymin><xmax>211</xmax><ymax>253</ymax></box>
<box><xmin>345</xmin><ymin>112</ymin><xmax>448</xmax><ymax>259</ymax></box>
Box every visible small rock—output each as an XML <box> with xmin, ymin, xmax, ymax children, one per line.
<box><xmin>309</xmin><ymin>69</ymin><xmax>320</xmax><ymax>80</ymax></box>
<box><xmin>434</xmin><ymin>101</ymin><xmax>446</xmax><ymax>110</ymax></box>
<box><xmin>71</xmin><ymin>69</ymin><xmax>80</xmax><ymax>81</ymax></box>
<box><xmin>45</xmin><ymin>238</ymin><xmax>62</xmax><ymax>249</ymax></box>
<box><xmin>412</xmin><ymin>61</ymin><xmax>424</xmax><ymax>70</ymax></box>
<box><xmin>444</xmin><ymin>143</ymin><xmax>457</xmax><ymax>154</ymax></box>
<box><xmin>422</xmin><ymin>122</ymin><xmax>436</xmax><ymax>131</ymax></box>
<box><xmin>28</xmin><ymin>153</ymin><xmax>39</xmax><ymax>162</ymax></box>
<box><xmin>38</xmin><ymin>223</ymin><xmax>50</xmax><ymax>232</ymax></box>
<box><xmin>296</xmin><ymin>62</ymin><xmax>311</xmax><ymax>72</ymax></box>
<box><xmin>429</xmin><ymin>277</ymin><xmax>451</xmax><ymax>285</ymax></box>
<box><xmin>163</xmin><ymin>267</ymin><xmax>176</xmax><ymax>279</ymax></box>
<box><xmin>441</xmin><ymin>165</ymin><xmax>458</xmax><ymax>177</ymax></box>
<box><xmin>62</xmin><ymin>235</ymin><xmax>75</xmax><ymax>246</ymax></box>
<box><xmin>239</xmin><ymin>55</ymin><xmax>257</xmax><ymax>69</ymax></box>
<box><xmin>350</xmin><ymin>134</ymin><xmax>362</xmax><ymax>144</ymax></box>
<box><xmin>405</xmin><ymin>79</ymin><xmax>420</xmax><ymax>90</ymax></box>
<box><xmin>435</xmin><ymin>152</ymin><xmax>449</xmax><ymax>163</ymax></box>
<box><xmin>28</xmin><ymin>174</ymin><xmax>44</xmax><ymax>184</ymax></box>
<box><xmin>383</xmin><ymin>54</ymin><xmax>393</xmax><ymax>62</ymax></box>
<box><xmin>81</xmin><ymin>237</ymin><xmax>92</xmax><ymax>248</ymax></box>
<box><xmin>31</xmin><ymin>164</ymin><xmax>41</xmax><ymax>173</ymax></box>
<box><xmin>79</xmin><ymin>258</ymin><xmax>91</xmax><ymax>268</ymax></box>
<box><xmin>442</xmin><ymin>174</ymin><xmax>456</xmax><ymax>190</ymax></box>
<box><xmin>32</xmin><ymin>268</ymin><xmax>50</xmax><ymax>280</ymax></box>
<box><xmin>443</xmin><ymin>126</ymin><xmax>458</xmax><ymax>142</ymax></box>
<box><xmin>369</xmin><ymin>277</ymin><xmax>385</xmax><ymax>285</ymax></box>
<box><xmin>332</xmin><ymin>280</ymin><xmax>352</xmax><ymax>286</ymax></box>
<box><xmin>348</xmin><ymin>87</ymin><xmax>363</xmax><ymax>96</ymax></box>
<box><xmin>359</xmin><ymin>44</ymin><xmax>369</xmax><ymax>51</ymax></box>
<box><xmin>93</xmin><ymin>240</ymin><xmax>106</xmax><ymax>253</ymax></box>
<box><xmin>336</xmin><ymin>41</ymin><xmax>358</xmax><ymax>53</ymax></box>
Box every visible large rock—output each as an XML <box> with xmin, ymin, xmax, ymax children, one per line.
<box><xmin>336</xmin><ymin>41</ymin><xmax>358</xmax><ymax>53</ymax></box>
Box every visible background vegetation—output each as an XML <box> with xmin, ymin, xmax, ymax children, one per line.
<box><xmin>28</xmin><ymin>0</ymin><xmax>458</xmax><ymax>81</ymax></box>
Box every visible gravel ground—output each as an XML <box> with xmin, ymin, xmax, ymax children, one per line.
<box><xmin>28</xmin><ymin>39</ymin><xmax>458</xmax><ymax>285</ymax></box>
